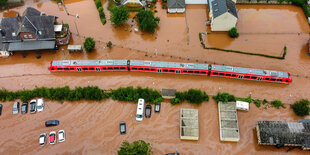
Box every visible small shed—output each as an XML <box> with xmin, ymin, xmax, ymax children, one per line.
<box><xmin>68</xmin><ymin>45</ymin><xmax>83</xmax><ymax>52</ymax></box>
<box><xmin>180</xmin><ymin>108</ymin><xmax>199</xmax><ymax>140</ymax></box>
<box><xmin>54</xmin><ymin>25</ymin><xmax>63</xmax><ymax>32</ymax></box>
<box><xmin>236</xmin><ymin>101</ymin><xmax>249</xmax><ymax>111</ymax></box>
<box><xmin>162</xmin><ymin>89</ymin><xmax>176</xmax><ymax>99</ymax></box>
<box><xmin>167</xmin><ymin>0</ymin><xmax>186</xmax><ymax>13</ymax></box>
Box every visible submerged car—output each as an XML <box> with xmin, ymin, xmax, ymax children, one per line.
<box><xmin>39</xmin><ymin>133</ymin><xmax>46</xmax><ymax>146</ymax></box>
<box><xmin>29</xmin><ymin>99</ymin><xmax>37</xmax><ymax>113</ymax></box>
<box><xmin>120</xmin><ymin>122</ymin><xmax>126</xmax><ymax>134</ymax></box>
<box><xmin>58</xmin><ymin>130</ymin><xmax>65</xmax><ymax>142</ymax></box>
<box><xmin>155</xmin><ymin>102</ymin><xmax>161</xmax><ymax>113</ymax></box>
<box><xmin>145</xmin><ymin>105</ymin><xmax>152</xmax><ymax>118</ymax></box>
<box><xmin>12</xmin><ymin>102</ymin><xmax>20</xmax><ymax>115</ymax></box>
<box><xmin>21</xmin><ymin>102</ymin><xmax>28</xmax><ymax>114</ymax></box>
<box><xmin>49</xmin><ymin>131</ymin><xmax>56</xmax><ymax>144</ymax></box>
<box><xmin>45</xmin><ymin>120</ymin><xmax>60</xmax><ymax>127</ymax></box>
<box><xmin>36</xmin><ymin>98</ymin><xmax>44</xmax><ymax>112</ymax></box>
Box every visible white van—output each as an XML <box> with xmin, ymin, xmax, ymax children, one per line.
<box><xmin>136</xmin><ymin>98</ymin><xmax>145</xmax><ymax>122</ymax></box>
<box><xmin>37</xmin><ymin>98</ymin><xmax>44</xmax><ymax>112</ymax></box>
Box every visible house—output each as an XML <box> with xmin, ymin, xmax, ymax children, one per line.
<box><xmin>0</xmin><ymin>7</ymin><xmax>69</xmax><ymax>53</ymax></box>
<box><xmin>185</xmin><ymin>0</ymin><xmax>208</xmax><ymax>4</ymax></box>
<box><xmin>167</xmin><ymin>0</ymin><xmax>186</xmax><ymax>13</ymax></box>
<box><xmin>120</xmin><ymin>0</ymin><xmax>145</xmax><ymax>7</ymax></box>
<box><xmin>208</xmin><ymin>0</ymin><xmax>238</xmax><ymax>31</ymax></box>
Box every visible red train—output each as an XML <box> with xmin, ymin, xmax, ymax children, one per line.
<box><xmin>49</xmin><ymin>60</ymin><xmax>292</xmax><ymax>84</ymax></box>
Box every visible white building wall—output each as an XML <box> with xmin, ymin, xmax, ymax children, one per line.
<box><xmin>168</xmin><ymin>8</ymin><xmax>185</xmax><ymax>13</ymax></box>
<box><xmin>211</xmin><ymin>12</ymin><xmax>237</xmax><ymax>31</ymax></box>
<box><xmin>185</xmin><ymin>0</ymin><xmax>208</xmax><ymax>4</ymax></box>
<box><xmin>168</xmin><ymin>8</ymin><xmax>177</xmax><ymax>13</ymax></box>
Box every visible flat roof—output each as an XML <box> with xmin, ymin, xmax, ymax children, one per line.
<box><xmin>54</xmin><ymin>25</ymin><xmax>62</xmax><ymax>32</ymax></box>
<box><xmin>162</xmin><ymin>89</ymin><xmax>176</xmax><ymax>98</ymax></box>
<box><xmin>218</xmin><ymin>102</ymin><xmax>240</xmax><ymax>142</ymax></box>
<box><xmin>180</xmin><ymin>108</ymin><xmax>199</xmax><ymax>140</ymax></box>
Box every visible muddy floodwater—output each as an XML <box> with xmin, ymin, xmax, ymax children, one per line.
<box><xmin>0</xmin><ymin>1</ymin><xmax>310</xmax><ymax>154</ymax></box>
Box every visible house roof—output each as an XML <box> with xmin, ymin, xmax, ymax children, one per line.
<box><xmin>211</xmin><ymin>0</ymin><xmax>238</xmax><ymax>18</ymax></box>
<box><xmin>0</xmin><ymin>7</ymin><xmax>55</xmax><ymax>42</ymax></box>
<box><xmin>8</xmin><ymin>40</ymin><xmax>55</xmax><ymax>51</ymax></box>
<box><xmin>167</xmin><ymin>0</ymin><xmax>185</xmax><ymax>9</ymax></box>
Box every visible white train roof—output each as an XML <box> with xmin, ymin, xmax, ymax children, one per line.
<box><xmin>130</xmin><ymin>60</ymin><xmax>209</xmax><ymax>70</ymax></box>
<box><xmin>211</xmin><ymin>65</ymin><xmax>289</xmax><ymax>78</ymax></box>
<box><xmin>51</xmin><ymin>60</ymin><xmax>128</xmax><ymax>66</ymax></box>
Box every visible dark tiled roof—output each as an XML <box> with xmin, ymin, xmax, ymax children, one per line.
<box><xmin>211</xmin><ymin>0</ymin><xmax>238</xmax><ymax>19</ymax></box>
<box><xmin>8</xmin><ymin>40</ymin><xmax>55</xmax><ymax>51</ymax></box>
<box><xmin>23</xmin><ymin>7</ymin><xmax>41</xmax><ymax>16</ymax></box>
<box><xmin>167</xmin><ymin>0</ymin><xmax>185</xmax><ymax>9</ymax></box>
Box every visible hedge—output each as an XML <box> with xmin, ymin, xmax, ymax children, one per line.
<box><xmin>171</xmin><ymin>89</ymin><xmax>209</xmax><ymax>105</ymax></box>
<box><xmin>94</xmin><ymin>0</ymin><xmax>106</xmax><ymax>25</ymax></box>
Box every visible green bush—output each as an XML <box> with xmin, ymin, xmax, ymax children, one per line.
<box><xmin>263</xmin><ymin>99</ymin><xmax>268</xmax><ymax>104</ymax></box>
<box><xmin>110</xmin><ymin>6</ymin><xmax>130</xmax><ymax>26</ymax></box>
<box><xmin>95</xmin><ymin>0</ymin><xmax>102</xmax><ymax>8</ymax></box>
<box><xmin>83</xmin><ymin>37</ymin><xmax>96</xmax><ymax>52</ymax></box>
<box><xmin>152</xmin><ymin>0</ymin><xmax>156</xmax><ymax>3</ymax></box>
<box><xmin>118</xmin><ymin>140</ymin><xmax>152</xmax><ymax>155</ymax></box>
<box><xmin>170</xmin><ymin>89</ymin><xmax>209</xmax><ymax>104</ymax></box>
<box><xmin>100</xmin><ymin>11</ymin><xmax>106</xmax><ymax>19</ymax></box>
<box><xmin>111</xmin><ymin>86</ymin><xmax>163</xmax><ymax>103</ymax></box>
<box><xmin>171</xmin><ymin>98</ymin><xmax>181</xmax><ymax>105</ymax></box>
<box><xmin>136</xmin><ymin>10</ymin><xmax>160</xmax><ymax>33</ymax></box>
<box><xmin>236</xmin><ymin>95</ymin><xmax>252</xmax><ymax>103</ymax></box>
<box><xmin>98</xmin><ymin>6</ymin><xmax>103</xmax><ymax>13</ymax></box>
<box><xmin>107</xmin><ymin>41</ymin><xmax>112</xmax><ymax>48</ymax></box>
<box><xmin>228</xmin><ymin>27</ymin><xmax>239</xmax><ymax>38</ymax></box>
<box><xmin>291</xmin><ymin>99</ymin><xmax>310</xmax><ymax>116</ymax></box>
<box><xmin>213</xmin><ymin>92</ymin><xmax>236</xmax><ymax>103</ymax></box>
<box><xmin>254</xmin><ymin>100</ymin><xmax>261</xmax><ymax>108</ymax></box>
<box><xmin>271</xmin><ymin>100</ymin><xmax>285</xmax><ymax>109</ymax></box>
<box><xmin>101</xmin><ymin>18</ymin><xmax>106</xmax><ymax>24</ymax></box>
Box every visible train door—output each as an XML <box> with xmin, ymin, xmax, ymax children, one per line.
<box><xmin>257</xmin><ymin>77</ymin><xmax>263</xmax><ymax>81</ymax></box>
<box><xmin>96</xmin><ymin>67</ymin><xmax>100</xmax><ymax>71</ymax></box>
<box><xmin>238</xmin><ymin>75</ymin><xmax>243</xmax><ymax>79</ymax></box>
<box><xmin>77</xmin><ymin>67</ymin><xmax>82</xmax><ymax>71</ymax></box>
<box><xmin>157</xmin><ymin>69</ymin><xmax>162</xmax><ymax>73</ymax></box>
<box><xmin>176</xmin><ymin>70</ymin><xmax>180</xmax><ymax>74</ymax></box>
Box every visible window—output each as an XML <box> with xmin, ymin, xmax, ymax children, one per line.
<box><xmin>265</xmin><ymin>78</ymin><xmax>270</xmax><ymax>80</ymax></box>
<box><xmin>57</xmin><ymin>67</ymin><xmax>63</xmax><ymax>70</ymax></box>
<box><xmin>286</xmin><ymin>80</ymin><xmax>289</xmax><ymax>82</ymax></box>
<box><xmin>169</xmin><ymin>69</ymin><xmax>175</xmax><ymax>72</ymax></box>
<box><xmin>82</xmin><ymin>67</ymin><xmax>88</xmax><ymax>70</ymax></box>
<box><xmin>108</xmin><ymin>67</ymin><xmax>113</xmax><ymax>69</ymax></box>
<box><xmin>188</xmin><ymin>70</ymin><xmax>193</xmax><ymax>73</ymax></box>
<box><xmin>232</xmin><ymin>74</ymin><xmax>236</xmax><ymax>77</ymax></box>
<box><xmin>29</xmin><ymin>35</ymin><xmax>32</xmax><ymax>39</ymax></box>
<box><xmin>270</xmin><ymin>78</ymin><xmax>276</xmax><ymax>81</ymax></box>
<box><xmin>120</xmin><ymin>67</ymin><xmax>126</xmax><ymax>69</ymax></box>
<box><xmin>64</xmin><ymin>67</ymin><xmax>69</xmax><ymax>70</ymax></box>
<box><xmin>138</xmin><ymin>68</ymin><xmax>143</xmax><ymax>70</ymax></box>
<box><xmin>183</xmin><ymin>70</ymin><xmax>187</xmax><ymax>73</ymax></box>
<box><xmin>244</xmin><ymin>75</ymin><xmax>250</xmax><ymax>78</ymax></box>
<box><xmin>51</xmin><ymin>68</ymin><xmax>54</xmax><ymax>70</ymax></box>
<box><xmin>145</xmin><ymin>68</ymin><xmax>150</xmax><ymax>71</ymax></box>
<box><xmin>163</xmin><ymin>69</ymin><xmax>168</xmax><ymax>72</ymax></box>
<box><xmin>151</xmin><ymin>68</ymin><xmax>155</xmax><ymax>71</ymax></box>
<box><xmin>201</xmin><ymin>71</ymin><xmax>206</xmax><ymax>74</ymax></box>
<box><xmin>132</xmin><ymin>67</ymin><xmax>137</xmax><ymax>70</ymax></box>
<box><xmin>213</xmin><ymin>72</ymin><xmax>218</xmax><ymax>75</ymax></box>
<box><xmin>219</xmin><ymin>73</ymin><xmax>225</xmax><ymax>76</ymax></box>
<box><xmin>251</xmin><ymin>76</ymin><xmax>257</xmax><ymax>79</ymax></box>
<box><xmin>70</xmin><ymin>67</ymin><xmax>74</xmax><ymax>70</ymax></box>
<box><xmin>194</xmin><ymin>71</ymin><xmax>199</xmax><ymax>73</ymax></box>
<box><xmin>277</xmin><ymin>79</ymin><xmax>282</xmax><ymax>82</ymax></box>
<box><xmin>89</xmin><ymin>67</ymin><xmax>94</xmax><ymax>70</ymax></box>
<box><xmin>226</xmin><ymin>74</ymin><xmax>231</xmax><ymax>76</ymax></box>
<box><xmin>102</xmin><ymin>67</ymin><xmax>106</xmax><ymax>70</ymax></box>
<box><xmin>114</xmin><ymin>67</ymin><xmax>119</xmax><ymax>69</ymax></box>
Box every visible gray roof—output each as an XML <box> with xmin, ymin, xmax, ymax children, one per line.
<box><xmin>8</xmin><ymin>40</ymin><xmax>55</xmax><ymax>51</ymax></box>
<box><xmin>0</xmin><ymin>7</ymin><xmax>56</xmax><ymax>42</ymax></box>
<box><xmin>130</xmin><ymin>60</ymin><xmax>209</xmax><ymax>70</ymax></box>
<box><xmin>51</xmin><ymin>60</ymin><xmax>128</xmax><ymax>67</ymax></box>
<box><xmin>168</xmin><ymin>0</ymin><xmax>185</xmax><ymax>9</ymax></box>
<box><xmin>211</xmin><ymin>65</ymin><xmax>289</xmax><ymax>78</ymax></box>
<box><xmin>211</xmin><ymin>0</ymin><xmax>238</xmax><ymax>18</ymax></box>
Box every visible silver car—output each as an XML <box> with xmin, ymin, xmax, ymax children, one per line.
<box><xmin>12</xmin><ymin>102</ymin><xmax>19</xmax><ymax>114</ymax></box>
<box><xmin>58</xmin><ymin>130</ymin><xmax>65</xmax><ymax>142</ymax></box>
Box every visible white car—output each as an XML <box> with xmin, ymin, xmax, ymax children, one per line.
<box><xmin>58</xmin><ymin>130</ymin><xmax>65</xmax><ymax>142</ymax></box>
<box><xmin>36</xmin><ymin>98</ymin><xmax>44</xmax><ymax>112</ymax></box>
<box><xmin>49</xmin><ymin>131</ymin><xmax>56</xmax><ymax>145</ymax></box>
<box><xmin>39</xmin><ymin>133</ymin><xmax>46</xmax><ymax>146</ymax></box>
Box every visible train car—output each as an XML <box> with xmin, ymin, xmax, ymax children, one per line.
<box><xmin>210</xmin><ymin>65</ymin><xmax>292</xmax><ymax>84</ymax></box>
<box><xmin>48</xmin><ymin>60</ymin><xmax>129</xmax><ymax>72</ymax></box>
<box><xmin>129</xmin><ymin>60</ymin><xmax>210</xmax><ymax>75</ymax></box>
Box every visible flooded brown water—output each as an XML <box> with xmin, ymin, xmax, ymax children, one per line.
<box><xmin>0</xmin><ymin>1</ymin><xmax>310</xmax><ymax>154</ymax></box>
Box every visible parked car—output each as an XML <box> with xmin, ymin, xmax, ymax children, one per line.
<box><xmin>12</xmin><ymin>102</ymin><xmax>19</xmax><ymax>114</ymax></box>
<box><xmin>120</xmin><ymin>122</ymin><xmax>126</xmax><ymax>134</ymax></box>
<box><xmin>21</xmin><ymin>102</ymin><xmax>28</xmax><ymax>114</ymax></box>
<box><xmin>49</xmin><ymin>131</ymin><xmax>56</xmax><ymax>144</ymax></box>
<box><xmin>0</xmin><ymin>104</ymin><xmax>2</xmax><ymax>115</ymax></box>
<box><xmin>155</xmin><ymin>102</ymin><xmax>161</xmax><ymax>113</ymax></box>
<box><xmin>36</xmin><ymin>98</ymin><xmax>44</xmax><ymax>112</ymax></box>
<box><xmin>58</xmin><ymin>130</ymin><xmax>65</xmax><ymax>142</ymax></box>
<box><xmin>39</xmin><ymin>133</ymin><xmax>46</xmax><ymax>146</ymax></box>
<box><xmin>145</xmin><ymin>105</ymin><xmax>152</xmax><ymax>118</ymax></box>
<box><xmin>45</xmin><ymin>120</ymin><xmax>60</xmax><ymax>127</ymax></box>
<box><xmin>29</xmin><ymin>99</ymin><xmax>37</xmax><ymax>113</ymax></box>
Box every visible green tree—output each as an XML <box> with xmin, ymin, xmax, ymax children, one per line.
<box><xmin>228</xmin><ymin>27</ymin><xmax>239</xmax><ymax>38</ymax></box>
<box><xmin>107</xmin><ymin>41</ymin><xmax>112</xmax><ymax>48</ymax></box>
<box><xmin>213</xmin><ymin>92</ymin><xmax>236</xmax><ymax>103</ymax></box>
<box><xmin>291</xmin><ymin>99</ymin><xmax>310</xmax><ymax>116</ymax></box>
<box><xmin>118</xmin><ymin>140</ymin><xmax>152</xmax><ymax>155</ymax></box>
<box><xmin>110</xmin><ymin>6</ymin><xmax>129</xmax><ymax>26</ymax></box>
<box><xmin>95</xmin><ymin>0</ymin><xmax>102</xmax><ymax>9</ymax></box>
<box><xmin>83</xmin><ymin>37</ymin><xmax>96</xmax><ymax>52</ymax></box>
<box><xmin>136</xmin><ymin>10</ymin><xmax>160</xmax><ymax>33</ymax></box>
<box><xmin>0</xmin><ymin>0</ymin><xmax>7</xmax><ymax>6</ymax></box>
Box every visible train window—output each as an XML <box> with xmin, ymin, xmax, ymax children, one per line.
<box><xmin>138</xmin><ymin>68</ymin><xmax>143</xmax><ymax>70</ymax></box>
<box><xmin>51</xmin><ymin>68</ymin><xmax>54</xmax><ymax>70</ymax></box>
<box><xmin>114</xmin><ymin>67</ymin><xmax>119</xmax><ymax>69</ymax></box>
<box><xmin>213</xmin><ymin>72</ymin><xmax>218</xmax><ymax>75</ymax></box>
<box><xmin>82</xmin><ymin>67</ymin><xmax>88</xmax><ymax>70</ymax></box>
<box><xmin>226</xmin><ymin>74</ymin><xmax>231</xmax><ymax>76</ymax></box>
<box><xmin>57</xmin><ymin>67</ymin><xmax>63</xmax><ymax>70</ymax></box>
<box><xmin>183</xmin><ymin>70</ymin><xmax>187</xmax><ymax>73</ymax></box>
<box><xmin>120</xmin><ymin>67</ymin><xmax>126</xmax><ymax>69</ymax></box>
<box><xmin>277</xmin><ymin>79</ymin><xmax>282</xmax><ymax>82</ymax></box>
<box><xmin>270</xmin><ymin>78</ymin><xmax>276</xmax><ymax>81</ymax></box>
<box><xmin>201</xmin><ymin>71</ymin><xmax>206</xmax><ymax>74</ymax></box>
<box><xmin>244</xmin><ymin>75</ymin><xmax>250</xmax><ymax>78</ymax></box>
<box><xmin>108</xmin><ymin>67</ymin><xmax>113</xmax><ymax>69</ymax></box>
<box><xmin>132</xmin><ymin>67</ymin><xmax>137</xmax><ymax>70</ymax></box>
<box><xmin>89</xmin><ymin>67</ymin><xmax>94</xmax><ymax>70</ymax></box>
<box><xmin>286</xmin><ymin>80</ymin><xmax>289</xmax><ymax>82</ymax></box>
<box><xmin>70</xmin><ymin>67</ymin><xmax>74</xmax><ymax>70</ymax></box>
<box><xmin>169</xmin><ymin>69</ymin><xmax>175</xmax><ymax>72</ymax></box>
<box><xmin>64</xmin><ymin>67</ymin><xmax>69</xmax><ymax>70</ymax></box>
<box><xmin>219</xmin><ymin>73</ymin><xmax>224</xmax><ymax>76</ymax></box>
<box><xmin>251</xmin><ymin>76</ymin><xmax>257</xmax><ymax>79</ymax></box>
<box><xmin>264</xmin><ymin>78</ymin><xmax>270</xmax><ymax>80</ymax></box>
<box><xmin>232</xmin><ymin>74</ymin><xmax>236</xmax><ymax>77</ymax></box>
<box><xmin>145</xmin><ymin>68</ymin><xmax>150</xmax><ymax>71</ymax></box>
<box><xmin>188</xmin><ymin>70</ymin><xmax>193</xmax><ymax>73</ymax></box>
<box><xmin>102</xmin><ymin>67</ymin><xmax>106</xmax><ymax>70</ymax></box>
<box><xmin>163</xmin><ymin>69</ymin><xmax>168</xmax><ymax>72</ymax></box>
<box><xmin>194</xmin><ymin>71</ymin><xmax>199</xmax><ymax>73</ymax></box>
<box><xmin>151</xmin><ymin>68</ymin><xmax>155</xmax><ymax>71</ymax></box>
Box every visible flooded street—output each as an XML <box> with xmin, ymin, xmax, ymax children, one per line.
<box><xmin>0</xmin><ymin>1</ymin><xmax>310</xmax><ymax>154</ymax></box>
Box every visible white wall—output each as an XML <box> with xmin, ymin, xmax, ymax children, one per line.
<box><xmin>211</xmin><ymin>12</ymin><xmax>237</xmax><ymax>31</ymax></box>
<box><xmin>185</xmin><ymin>0</ymin><xmax>208</xmax><ymax>4</ymax></box>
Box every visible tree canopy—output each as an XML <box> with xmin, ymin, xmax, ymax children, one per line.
<box><xmin>110</xmin><ymin>6</ymin><xmax>129</xmax><ymax>26</ymax></box>
<box><xmin>228</xmin><ymin>27</ymin><xmax>239</xmax><ymax>38</ymax></box>
<box><xmin>118</xmin><ymin>140</ymin><xmax>152</xmax><ymax>155</ymax></box>
<box><xmin>136</xmin><ymin>10</ymin><xmax>160</xmax><ymax>33</ymax></box>
<box><xmin>291</xmin><ymin>99</ymin><xmax>310</xmax><ymax>116</ymax></box>
<box><xmin>0</xmin><ymin>0</ymin><xmax>8</xmax><ymax>6</ymax></box>
<box><xmin>83</xmin><ymin>37</ymin><xmax>96</xmax><ymax>52</ymax></box>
